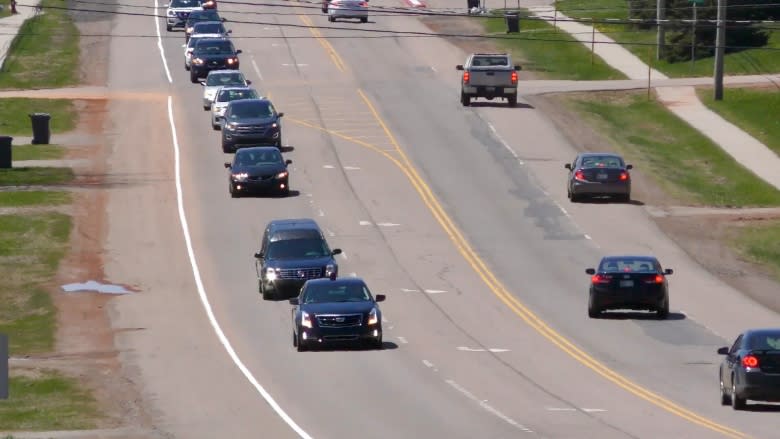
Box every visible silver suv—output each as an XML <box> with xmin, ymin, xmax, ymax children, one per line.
<box><xmin>166</xmin><ymin>0</ymin><xmax>203</xmax><ymax>32</ymax></box>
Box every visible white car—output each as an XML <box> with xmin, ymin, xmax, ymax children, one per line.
<box><xmin>166</xmin><ymin>0</ymin><xmax>203</xmax><ymax>32</ymax></box>
<box><xmin>201</xmin><ymin>70</ymin><xmax>251</xmax><ymax>110</ymax></box>
<box><xmin>183</xmin><ymin>34</ymin><xmax>225</xmax><ymax>71</ymax></box>
<box><xmin>210</xmin><ymin>86</ymin><xmax>262</xmax><ymax>130</ymax></box>
<box><xmin>327</xmin><ymin>0</ymin><xmax>368</xmax><ymax>23</ymax></box>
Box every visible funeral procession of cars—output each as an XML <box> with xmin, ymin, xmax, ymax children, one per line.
<box><xmin>162</xmin><ymin>0</ymin><xmax>779</xmax><ymax>409</ymax></box>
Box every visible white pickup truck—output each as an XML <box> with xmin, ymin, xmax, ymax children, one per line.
<box><xmin>456</xmin><ymin>53</ymin><xmax>522</xmax><ymax>107</ymax></box>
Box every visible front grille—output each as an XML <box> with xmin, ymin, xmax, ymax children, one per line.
<box><xmin>248</xmin><ymin>175</ymin><xmax>274</xmax><ymax>181</ymax></box>
<box><xmin>317</xmin><ymin>314</ymin><xmax>362</xmax><ymax>328</ymax></box>
<box><xmin>322</xmin><ymin>335</ymin><xmax>359</xmax><ymax>341</ymax></box>
<box><xmin>277</xmin><ymin>267</ymin><xmax>322</xmax><ymax>280</ymax></box>
<box><xmin>208</xmin><ymin>60</ymin><xmax>225</xmax><ymax>67</ymax></box>
<box><xmin>235</xmin><ymin>124</ymin><xmax>267</xmax><ymax>134</ymax></box>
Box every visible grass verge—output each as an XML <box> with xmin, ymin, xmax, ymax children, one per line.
<box><xmin>480</xmin><ymin>9</ymin><xmax>625</xmax><ymax>80</ymax></box>
<box><xmin>0</xmin><ymin>191</ymin><xmax>71</xmax><ymax>207</ymax></box>
<box><xmin>0</xmin><ymin>0</ymin><xmax>80</xmax><ymax>88</ymax></box>
<box><xmin>0</xmin><ymin>213</ymin><xmax>70</xmax><ymax>353</ymax></box>
<box><xmin>698</xmin><ymin>86</ymin><xmax>780</xmax><ymax>156</ymax></box>
<box><xmin>731</xmin><ymin>220</ymin><xmax>780</xmax><ymax>280</ymax></box>
<box><xmin>9</xmin><ymin>144</ymin><xmax>67</xmax><ymax>161</ymax></box>
<box><xmin>558</xmin><ymin>90</ymin><xmax>780</xmax><ymax>206</ymax></box>
<box><xmin>555</xmin><ymin>0</ymin><xmax>780</xmax><ymax>77</ymax></box>
<box><xmin>0</xmin><ymin>168</ymin><xmax>73</xmax><ymax>186</ymax></box>
<box><xmin>0</xmin><ymin>99</ymin><xmax>76</xmax><ymax>136</ymax></box>
<box><xmin>0</xmin><ymin>371</ymin><xmax>98</xmax><ymax>430</ymax></box>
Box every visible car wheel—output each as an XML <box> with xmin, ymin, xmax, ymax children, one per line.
<box><xmin>190</xmin><ymin>71</ymin><xmax>199</xmax><ymax>83</ymax></box>
<box><xmin>361</xmin><ymin>17</ymin><xmax>368</xmax><ymax>23</ymax></box>
<box><xmin>212</xmin><ymin>122</ymin><xmax>220</xmax><ymax>131</ymax></box>
<box><xmin>588</xmin><ymin>294</ymin><xmax>601</xmax><ymax>318</ymax></box>
<box><xmin>618</xmin><ymin>193</ymin><xmax>631</xmax><ymax>203</ymax></box>
<box><xmin>731</xmin><ymin>380</ymin><xmax>746</xmax><ymax>410</ymax></box>
<box><xmin>508</xmin><ymin>95</ymin><xmax>518</xmax><ymax>107</ymax></box>
<box><xmin>184</xmin><ymin>62</ymin><xmax>190</xmax><ymax>71</ymax></box>
<box><xmin>166</xmin><ymin>25</ymin><xmax>172</xmax><ymax>31</ymax></box>
<box><xmin>229</xmin><ymin>183</ymin><xmax>239</xmax><ymax>198</ymax></box>
<box><xmin>373</xmin><ymin>334</ymin><xmax>383</xmax><ymax>350</ymax></box>
<box><xmin>222</xmin><ymin>142</ymin><xmax>231</xmax><ymax>154</ymax></box>
<box><xmin>720</xmin><ymin>377</ymin><xmax>731</xmax><ymax>405</ymax></box>
<box><xmin>203</xmin><ymin>105</ymin><xmax>210</xmax><ymax>111</ymax></box>
<box><xmin>261</xmin><ymin>283</ymin><xmax>274</xmax><ymax>300</ymax></box>
<box><xmin>460</xmin><ymin>92</ymin><xmax>470</xmax><ymax>107</ymax></box>
<box><xmin>656</xmin><ymin>299</ymin><xmax>669</xmax><ymax>319</ymax></box>
<box><xmin>322</xmin><ymin>7</ymin><xmax>328</xmax><ymax>13</ymax></box>
<box><xmin>328</xmin><ymin>15</ymin><xmax>335</xmax><ymax>22</ymax></box>
<box><xmin>292</xmin><ymin>331</ymin><xmax>298</xmax><ymax>347</ymax></box>
<box><xmin>570</xmin><ymin>192</ymin><xmax>581</xmax><ymax>203</ymax></box>
<box><xmin>296</xmin><ymin>333</ymin><xmax>307</xmax><ymax>352</ymax></box>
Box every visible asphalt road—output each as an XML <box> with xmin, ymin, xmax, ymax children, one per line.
<box><xmin>100</xmin><ymin>0</ymin><xmax>780</xmax><ymax>438</ymax></box>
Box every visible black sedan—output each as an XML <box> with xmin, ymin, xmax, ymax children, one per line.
<box><xmin>221</xmin><ymin>99</ymin><xmax>283</xmax><ymax>151</ymax></box>
<box><xmin>290</xmin><ymin>277</ymin><xmax>385</xmax><ymax>352</ymax></box>
<box><xmin>565</xmin><ymin>152</ymin><xmax>633</xmax><ymax>202</ymax></box>
<box><xmin>189</xmin><ymin>38</ymin><xmax>241</xmax><ymax>83</ymax></box>
<box><xmin>184</xmin><ymin>9</ymin><xmax>223</xmax><ymax>42</ymax></box>
<box><xmin>718</xmin><ymin>328</ymin><xmax>780</xmax><ymax>409</ymax></box>
<box><xmin>586</xmin><ymin>255</ymin><xmax>672</xmax><ymax>319</ymax></box>
<box><xmin>224</xmin><ymin>146</ymin><xmax>291</xmax><ymax>197</ymax></box>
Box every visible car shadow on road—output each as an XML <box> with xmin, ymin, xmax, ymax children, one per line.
<box><xmin>742</xmin><ymin>403</ymin><xmax>780</xmax><ymax>412</ymax></box>
<box><xmin>577</xmin><ymin>197</ymin><xmax>645</xmax><ymax>206</ymax></box>
<box><xmin>307</xmin><ymin>341</ymin><xmax>399</xmax><ymax>352</ymax></box>
<box><xmin>238</xmin><ymin>190</ymin><xmax>301</xmax><ymax>199</ymax></box>
<box><xmin>596</xmin><ymin>311</ymin><xmax>686</xmax><ymax>321</ymax></box>
<box><xmin>280</xmin><ymin>145</ymin><xmax>295</xmax><ymax>153</ymax></box>
<box><xmin>468</xmin><ymin>102</ymin><xmax>534</xmax><ymax>110</ymax></box>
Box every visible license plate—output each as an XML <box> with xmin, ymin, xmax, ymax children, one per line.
<box><xmin>596</xmin><ymin>173</ymin><xmax>608</xmax><ymax>180</ymax></box>
<box><xmin>620</xmin><ymin>280</ymin><xmax>634</xmax><ymax>287</ymax></box>
<box><xmin>486</xmin><ymin>87</ymin><xmax>495</xmax><ymax>92</ymax></box>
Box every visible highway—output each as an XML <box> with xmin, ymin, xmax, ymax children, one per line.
<box><xmin>98</xmin><ymin>0</ymin><xmax>780</xmax><ymax>437</ymax></box>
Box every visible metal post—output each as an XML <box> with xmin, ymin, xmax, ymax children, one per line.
<box><xmin>691</xmin><ymin>3</ymin><xmax>697</xmax><ymax>72</ymax></box>
<box><xmin>657</xmin><ymin>0</ymin><xmax>666</xmax><ymax>60</ymax></box>
<box><xmin>714</xmin><ymin>0</ymin><xmax>726</xmax><ymax>100</ymax></box>
<box><xmin>553</xmin><ymin>7</ymin><xmax>557</xmax><ymax>31</ymax></box>
<box><xmin>0</xmin><ymin>334</ymin><xmax>8</xmax><ymax>399</ymax></box>
<box><xmin>591</xmin><ymin>18</ymin><xmax>596</xmax><ymax>65</ymax></box>
<box><xmin>647</xmin><ymin>45</ymin><xmax>653</xmax><ymax>100</ymax></box>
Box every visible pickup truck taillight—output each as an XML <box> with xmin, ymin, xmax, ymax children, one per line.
<box><xmin>462</xmin><ymin>71</ymin><xmax>470</xmax><ymax>84</ymax></box>
<box><xmin>511</xmin><ymin>71</ymin><xmax>518</xmax><ymax>84</ymax></box>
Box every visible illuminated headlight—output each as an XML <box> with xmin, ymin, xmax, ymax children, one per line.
<box><xmin>227</xmin><ymin>58</ymin><xmax>238</xmax><ymax>65</ymax></box>
<box><xmin>265</xmin><ymin>267</ymin><xmax>278</xmax><ymax>281</ymax></box>
<box><xmin>276</xmin><ymin>171</ymin><xmax>288</xmax><ymax>179</ymax></box>
<box><xmin>226</xmin><ymin>122</ymin><xmax>237</xmax><ymax>131</ymax></box>
<box><xmin>232</xmin><ymin>172</ymin><xmax>248</xmax><ymax>181</ymax></box>
<box><xmin>186</xmin><ymin>26</ymin><xmax>194</xmax><ymax>32</ymax></box>
<box><xmin>301</xmin><ymin>311</ymin><xmax>313</xmax><ymax>329</ymax></box>
<box><xmin>271</xmin><ymin>122</ymin><xmax>278</xmax><ymax>128</ymax></box>
<box><xmin>368</xmin><ymin>307</ymin><xmax>378</xmax><ymax>326</ymax></box>
<box><xmin>192</xmin><ymin>58</ymin><xmax>204</xmax><ymax>65</ymax></box>
<box><xmin>324</xmin><ymin>263</ymin><xmax>336</xmax><ymax>277</ymax></box>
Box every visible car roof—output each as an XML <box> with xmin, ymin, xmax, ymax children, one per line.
<box><xmin>579</xmin><ymin>152</ymin><xmax>623</xmax><ymax>158</ymax></box>
<box><xmin>193</xmin><ymin>20</ymin><xmax>223</xmax><ymax>26</ymax></box>
<box><xmin>194</xmin><ymin>37</ymin><xmax>231</xmax><ymax>44</ymax></box>
<box><xmin>267</xmin><ymin>218</ymin><xmax>320</xmax><ymax>231</ymax></box>
<box><xmin>743</xmin><ymin>328</ymin><xmax>780</xmax><ymax>337</ymax></box>
<box><xmin>304</xmin><ymin>277</ymin><xmax>367</xmax><ymax>287</ymax></box>
<box><xmin>226</xmin><ymin>98</ymin><xmax>270</xmax><ymax>107</ymax></box>
<box><xmin>235</xmin><ymin>146</ymin><xmax>279</xmax><ymax>154</ymax></box>
<box><xmin>601</xmin><ymin>255</ymin><xmax>659</xmax><ymax>261</ymax></box>
<box><xmin>206</xmin><ymin>69</ymin><xmax>244</xmax><ymax>76</ymax></box>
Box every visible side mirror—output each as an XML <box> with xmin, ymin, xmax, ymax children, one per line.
<box><xmin>288</xmin><ymin>298</ymin><xmax>299</xmax><ymax>305</ymax></box>
<box><xmin>222</xmin><ymin>18</ymin><xmax>227</xmax><ymax>22</ymax></box>
<box><xmin>246</xmin><ymin>80</ymin><xmax>252</xmax><ymax>85</ymax></box>
<box><xmin>254</xmin><ymin>252</ymin><xmax>263</xmax><ymax>259</ymax></box>
<box><xmin>235</xmin><ymin>49</ymin><xmax>242</xmax><ymax>54</ymax></box>
<box><xmin>717</xmin><ymin>347</ymin><xmax>729</xmax><ymax>355</ymax></box>
<box><xmin>626</xmin><ymin>164</ymin><xmax>633</xmax><ymax>170</ymax></box>
<box><xmin>514</xmin><ymin>65</ymin><xmax>522</xmax><ymax>71</ymax></box>
<box><xmin>455</xmin><ymin>64</ymin><xmax>464</xmax><ymax>71</ymax></box>
<box><xmin>277</xmin><ymin>112</ymin><xmax>284</xmax><ymax>117</ymax></box>
<box><xmin>585</xmin><ymin>268</ymin><xmax>596</xmax><ymax>275</ymax></box>
<box><xmin>375</xmin><ymin>294</ymin><xmax>386</xmax><ymax>302</ymax></box>
<box><xmin>564</xmin><ymin>163</ymin><xmax>571</xmax><ymax>170</ymax></box>
<box><xmin>227</xmin><ymin>29</ymin><xmax>233</xmax><ymax>34</ymax></box>
<box><xmin>331</xmin><ymin>248</ymin><xmax>342</xmax><ymax>255</ymax></box>
<box><xmin>285</xmin><ymin>159</ymin><xmax>292</xmax><ymax>165</ymax></box>
<box><xmin>664</xmin><ymin>268</ymin><xmax>674</xmax><ymax>275</ymax></box>
<box><xmin>224</xmin><ymin>162</ymin><xmax>231</xmax><ymax>168</ymax></box>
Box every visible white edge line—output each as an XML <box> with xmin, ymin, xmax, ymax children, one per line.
<box><xmin>168</xmin><ymin>98</ymin><xmax>311</xmax><ymax>437</ymax></box>
<box><xmin>153</xmin><ymin>0</ymin><xmax>172</xmax><ymax>84</ymax></box>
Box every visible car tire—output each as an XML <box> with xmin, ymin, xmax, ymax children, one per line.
<box><xmin>212</xmin><ymin>123</ymin><xmax>220</xmax><ymax>131</ymax></box>
<box><xmin>720</xmin><ymin>377</ymin><xmax>731</xmax><ymax>405</ymax></box>
<box><xmin>656</xmin><ymin>299</ymin><xmax>669</xmax><ymax>319</ymax></box>
<box><xmin>261</xmin><ymin>283</ymin><xmax>274</xmax><ymax>300</ymax></box>
<box><xmin>229</xmin><ymin>183</ymin><xmax>239</xmax><ymax>198</ymax></box>
<box><xmin>296</xmin><ymin>333</ymin><xmax>307</xmax><ymax>352</ymax></box>
<box><xmin>292</xmin><ymin>331</ymin><xmax>298</xmax><ymax>347</ymax></box>
<box><xmin>203</xmin><ymin>104</ymin><xmax>210</xmax><ymax>111</ymax></box>
<box><xmin>361</xmin><ymin>17</ymin><xmax>368</xmax><ymax>23</ymax></box>
<box><xmin>328</xmin><ymin>15</ymin><xmax>335</xmax><ymax>22</ymax></box>
<box><xmin>588</xmin><ymin>295</ymin><xmax>601</xmax><ymax>318</ymax></box>
<box><xmin>731</xmin><ymin>380</ymin><xmax>746</xmax><ymax>410</ymax></box>
<box><xmin>184</xmin><ymin>62</ymin><xmax>190</xmax><ymax>71</ymax></box>
<box><xmin>618</xmin><ymin>193</ymin><xmax>631</xmax><ymax>203</ymax></box>
<box><xmin>373</xmin><ymin>334</ymin><xmax>383</xmax><ymax>350</ymax></box>
<box><xmin>508</xmin><ymin>95</ymin><xmax>518</xmax><ymax>107</ymax></box>
<box><xmin>166</xmin><ymin>25</ymin><xmax>172</xmax><ymax>31</ymax></box>
<box><xmin>570</xmin><ymin>192</ymin><xmax>581</xmax><ymax>203</ymax></box>
<box><xmin>460</xmin><ymin>92</ymin><xmax>470</xmax><ymax>107</ymax></box>
<box><xmin>222</xmin><ymin>142</ymin><xmax>231</xmax><ymax>154</ymax></box>
<box><xmin>190</xmin><ymin>71</ymin><xmax>199</xmax><ymax>83</ymax></box>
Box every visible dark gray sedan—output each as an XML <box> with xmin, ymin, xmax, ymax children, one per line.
<box><xmin>565</xmin><ymin>153</ymin><xmax>632</xmax><ymax>202</ymax></box>
<box><xmin>718</xmin><ymin>328</ymin><xmax>780</xmax><ymax>410</ymax></box>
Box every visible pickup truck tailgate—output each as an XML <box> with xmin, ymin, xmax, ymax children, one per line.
<box><xmin>468</xmin><ymin>68</ymin><xmax>513</xmax><ymax>87</ymax></box>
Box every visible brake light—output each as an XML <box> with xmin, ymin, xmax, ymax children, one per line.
<box><xmin>591</xmin><ymin>274</ymin><xmax>611</xmax><ymax>284</ymax></box>
<box><xmin>742</xmin><ymin>355</ymin><xmax>759</xmax><ymax>368</ymax></box>
<box><xmin>620</xmin><ymin>172</ymin><xmax>629</xmax><ymax>181</ymax></box>
<box><xmin>511</xmin><ymin>71</ymin><xmax>518</xmax><ymax>84</ymax></box>
<box><xmin>463</xmin><ymin>71</ymin><xmax>470</xmax><ymax>84</ymax></box>
<box><xmin>645</xmin><ymin>274</ymin><xmax>664</xmax><ymax>284</ymax></box>
<box><xmin>574</xmin><ymin>170</ymin><xmax>586</xmax><ymax>181</ymax></box>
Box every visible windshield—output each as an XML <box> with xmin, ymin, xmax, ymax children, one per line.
<box><xmin>303</xmin><ymin>283</ymin><xmax>371</xmax><ymax>304</ymax></box>
<box><xmin>748</xmin><ymin>332</ymin><xmax>780</xmax><ymax>350</ymax></box>
<box><xmin>266</xmin><ymin>238</ymin><xmax>330</xmax><ymax>260</ymax></box>
<box><xmin>580</xmin><ymin>155</ymin><xmax>625</xmax><ymax>169</ymax></box>
<box><xmin>229</xmin><ymin>101</ymin><xmax>275</xmax><ymax>119</ymax></box>
<box><xmin>194</xmin><ymin>23</ymin><xmax>224</xmax><ymax>34</ymax></box>
<box><xmin>194</xmin><ymin>41</ymin><xmax>234</xmax><ymax>55</ymax></box>
<box><xmin>599</xmin><ymin>258</ymin><xmax>659</xmax><ymax>273</ymax></box>
<box><xmin>217</xmin><ymin>88</ymin><xmax>258</xmax><ymax>102</ymax></box>
<box><xmin>206</xmin><ymin>72</ymin><xmax>245</xmax><ymax>86</ymax></box>
<box><xmin>234</xmin><ymin>149</ymin><xmax>282</xmax><ymax>166</ymax></box>
<box><xmin>171</xmin><ymin>0</ymin><xmax>200</xmax><ymax>7</ymax></box>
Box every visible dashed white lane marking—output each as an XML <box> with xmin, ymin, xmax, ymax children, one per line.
<box><xmin>359</xmin><ymin>220</ymin><xmax>372</xmax><ymax>226</ymax></box>
<box><xmin>349</xmin><ymin>272</ymin><xmax>357</xmax><ymax>277</ymax></box>
<box><xmin>422</xmin><ymin>359</ymin><xmax>435</xmax><ymax>368</ymax></box>
<box><xmin>343</xmin><ymin>166</ymin><xmax>361</xmax><ymax>170</ymax></box>
<box><xmin>317</xmin><ymin>209</ymin><xmax>325</xmax><ymax>217</ymax></box>
<box><xmin>424</xmin><ymin>289</ymin><xmax>447</xmax><ymax>294</ymax></box>
<box><xmin>397</xmin><ymin>336</ymin><xmax>409</xmax><ymax>344</ymax></box>
<box><xmin>376</xmin><ymin>222</ymin><xmax>401</xmax><ymax>227</ymax></box>
<box><xmin>152</xmin><ymin>0</ymin><xmax>172</xmax><ymax>83</ymax></box>
<box><xmin>325</xmin><ymin>228</ymin><xmax>335</xmax><ymax>237</ymax></box>
<box><xmin>340</xmin><ymin>252</ymin><xmax>348</xmax><ymax>260</ymax></box>
<box><xmin>547</xmin><ymin>407</ymin><xmax>607</xmax><ymax>413</ymax></box>
<box><xmin>282</xmin><ymin>63</ymin><xmax>309</xmax><ymax>67</ymax></box>
<box><xmin>445</xmin><ymin>380</ymin><xmax>533</xmax><ymax>432</ymax></box>
<box><xmin>457</xmin><ymin>347</ymin><xmax>510</xmax><ymax>353</ymax></box>
<box><xmin>323</xmin><ymin>165</ymin><xmax>335</xmax><ymax>169</ymax></box>
<box><xmin>251</xmin><ymin>57</ymin><xmax>264</xmax><ymax>81</ymax></box>
<box><xmin>584</xmin><ymin>234</ymin><xmax>592</xmax><ymax>240</ymax></box>
<box><xmin>583</xmin><ymin>408</ymin><xmax>607</xmax><ymax>413</ymax></box>
<box><xmin>400</xmin><ymin>288</ymin><xmax>420</xmax><ymax>293</ymax></box>
<box><xmin>166</xmin><ymin>97</ymin><xmax>311</xmax><ymax>438</ymax></box>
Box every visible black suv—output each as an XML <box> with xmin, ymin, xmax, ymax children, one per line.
<box><xmin>221</xmin><ymin>98</ymin><xmax>283</xmax><ymax>152</ymax></box>
<box><xmin>254</xmin><ymin>219</ymin><xmax>342</xmax><ymax>300</ymax></box>
<box><xmin>184</xmin><ymin>9</ymin><xmax>224</xmax><ymax>42</ymax></box>
<box><xmin>189</xmin><ymin>38</ymin><xmax>241</xmax><ymax>83</ymax></box>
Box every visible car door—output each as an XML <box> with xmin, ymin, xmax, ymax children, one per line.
<box><xmin>256</xmin><ymin>229</ymin><xmax>269</xmax><ymax>281</ymax></box>
<box><xmin>567</xmin><ymin>156</ymin><xmax>579</xmax><ymax>191</ymax></box>
<box><xmin>724</xmin><ymin>334</ymin><xmax>743</xmax><ymax>388</ymax></box>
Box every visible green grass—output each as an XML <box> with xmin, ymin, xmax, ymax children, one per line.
<box><xmin>0</xmin><ymin>213</ymin><xmax>70</xmax><ymax>354</ymax></box>
<box><xmin>479</xmin><ymin>10</ymin><xmax>625</xmax><ymax>80</ymax></box>
<box><xmin>562</xmin><ymin>90</ymin><xmax>780</xmax><ymax>206</ymax></box>
<box><xmin>731</xmin><ymin>220</ymin><xmax>780</xmax><ymax>280</ymax></box>
<box><xmin>0</xmin><ymin>99</ymin><xmax>76</xmax><ymax>135</ymax></box>
<box><xmin>9</xmin><ymin>144</ymin><xmax>67</xmax><ymax>161</ymax></box>
<box><xmin>555</xmin><ymin>0</ymin><xmax>780</xmax><ymax>77</ymax></box>
<box><xmin>0</xmin><ymin>371</ymin><xmax>98</xmax><ymax>430</ymax></box>
<box><xmin>0</xmin><ymin>191</ymin><xmax>71</xmax><ymax>207</ymax></box>
<box><xmin>0</xmin><ymin>0</ymin><xmax>80</xmax><ymax>89</ymax></box>
<box><xmin>0</xmin><ymin>5</ymin><xmax>10</xmax><ymax>18</ymax></box>
<box><xmin>698</xmin><ymin>86</ymin><xmax>780</xmax><ymax>156</ymax></box>
<box><xmin>0</xmin><ymin>167</ymin><xmax>73</xmax><ymax>186</ymax></box>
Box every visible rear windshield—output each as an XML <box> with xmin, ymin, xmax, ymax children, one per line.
<box><xmin>171</xmin><ymin>0</ymin><xmax>200</xmax><ymax>7</ymax></box>
<box><xmin>206</xmin><ymin>72</ymin><xmax>245</xmax><ymax>86</ymax></box>
<box><xmin>217</xmin><ymin>88</ymin><xmax>258</xmax><ymax>102</ymax></box>
<box><xmin>266</xmin><ymin>238</ymin><xmax>330</xmax><ymax>259</ymax></box>
<box><xmin>580</xmin><ymin>156</ymin><xmax>624</xmax><ymax>169</ymax></box>
<box><xmin>599</xmin><ymin>258</ymin><xmax>659</xmax><ymax>272</ymax></box>
<box><xmin>472</xmin><ymin>56</ymin><xmax>508</xmax><ymax>67</ymax></box>
<box><xmin>302</xmin><ymin>283</ymin><xmax>371</xmax><ymax>304</ymax></box>
<box><xmin>747</xmin><ymin>333</ymin><xmax>780</xmax><ymax>350</ymax></box>
<box><xmin>194</xmin><ymin>22</ymin><xmax>224</xmax><ymax>34</ymax></box>
<box><xmin>194</xmin><ymin>40</ymin><xmax>234</xmax><ymax>55</ymax></box>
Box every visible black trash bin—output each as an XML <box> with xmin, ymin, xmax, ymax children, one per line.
<box><xmin>505</xmin><ymin>12</ymin><xmax>520</xmax><ymax>33</ymax></box>
<box><xmin>0</xmin><ymin>136</ymin><xmax>12</xmax><ymax>169</ymax></box>
<box><xmin>29</xmin><ymin>112</ymin><xmax>51</xmax><ymax>145</ymax></box>
<box><xmin>467</xmin><ymin>0</ymin><xmax>479</xmax><ymax>11</ymax></box>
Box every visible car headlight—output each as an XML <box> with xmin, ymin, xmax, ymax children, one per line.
<box><xmin>301</xmin><ymin>311</ymin><xmax>313</xmax><ymax>329</ymax></box>
<box><xmin>167</xmin><ymin>10</ymin><xmax>176</xmax><ymax>16</ymax></box>
<box><xmin>324</xmin><ymin>263</ymin><xmax>336</xmax><ymax>277</ymax></box>
<box><xmin>225</xmin><ymin>122</ymin><xmax>237</xmax><ymax>131</ymax></box>
<box><xmin>368</xmin><ymin>307</ymin><xmax>378</xmax><ymax>326</ymax></box>
<box><xmin>276</xmin><ymin>171</ymin><xmax>288</xmax><ymax>179</ymax></box>
<box><xmin>227</xmin><ymin>58</ymin><xmax>238</xmax><ymax>65</ymax></box>
<box><xmin>232</xmin><ymin>172</ymin><xmax>248</xmax><ymax>181</ymax></box>
<box><xmin>186</xmin><ymin>26</ymin><xmax>194</xmax><ymax>32</ymax></box>
<box><xmin>271</xmin><ymin>122</ymin><xmax>278</xmax><ymax>128</ymax></box>
<box><xmin>192</xmin><ymin>58</ymin><xmax>204</xmax><ymax>65</ymax></box>
<box><xmin>265</xmin><ymin>267</ymin><xmax>278</xmax><ymax>281</ymax></box>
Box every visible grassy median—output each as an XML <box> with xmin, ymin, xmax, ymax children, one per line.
<box><xmin>0</xmin><ymin>98</ymin><xmax>76</xmax><ymax>136</ymax></box>
<box><xmin>731</xmin><ymin>220</ymin><xmax>780</xmax><ymax>281</ymax></box>
<box><xmin>558</xmin><ymin>90</ymin><xmax>780</xmax><ymax>206</ymax></box>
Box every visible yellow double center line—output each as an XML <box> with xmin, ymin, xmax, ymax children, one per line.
<box><xmin>295</xmin><ymin>16</ymin><xmax>750</xmax><ymax>439</ymax></box>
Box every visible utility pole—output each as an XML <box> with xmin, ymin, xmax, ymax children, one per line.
<box><xmin>657</xmin><ymin>0</ymin><xmax>666</xmax><ymax>60</ymax></box>
<box><xmin>714</xmin><ymin>0</ymin><xmax>726</xmax><ymax>100</ymax></box>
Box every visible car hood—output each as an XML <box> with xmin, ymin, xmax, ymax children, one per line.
<box><xmin>301</xmin><ymin>301</ymin><xmax>375</xmax><ymax>315</ymax></box>
<box><xmin>230</xmin><ymin>162</ymin><xmax>286</xmax><ymax>176</ymax></box>
<box><xmin>193</xmin><ymin>53</ymin><xmax>237</xmax><ymax>61</ymax></box>
<box><xmin>231</xmin><ymin>116</ymin><xmax>278</xmax><ymax>125</ymax></box>
<box><xmin>266</xmin><ymin>256</ymin><xmax>334</xmax><ymax>269</ymax></box>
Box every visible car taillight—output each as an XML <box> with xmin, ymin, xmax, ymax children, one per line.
<box><xmin>463</xmin><ymin>71</ymin><xmax>470</xmax><ymax>84</ymax></box>
<box><xmin>645</xmin><ymin>274</ymin><xmax>664</xmax><ymax>284</ymax></box>
<box><xmin>511</xmin><ymin>71</ymin><xmax>518</xmax><ymax>84</ymax></box>
<box><xmin>574</xmin><ymin>170</ymin><xmax>586</xmax><ymax>181</ymax></box>
<box><xmin>620</xmin><ymin>172</ymin><xmax>629</xmax><ymax>181</ymax></box>
<box><xmin>742</xmin><ymin>355</ymin><xmax>759</xmax><ymax>368</ymax></box>
<box><xmin>591</xmin><ymin>274</ymin><xmax>611</xmax><ymax>284</ymax></box>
